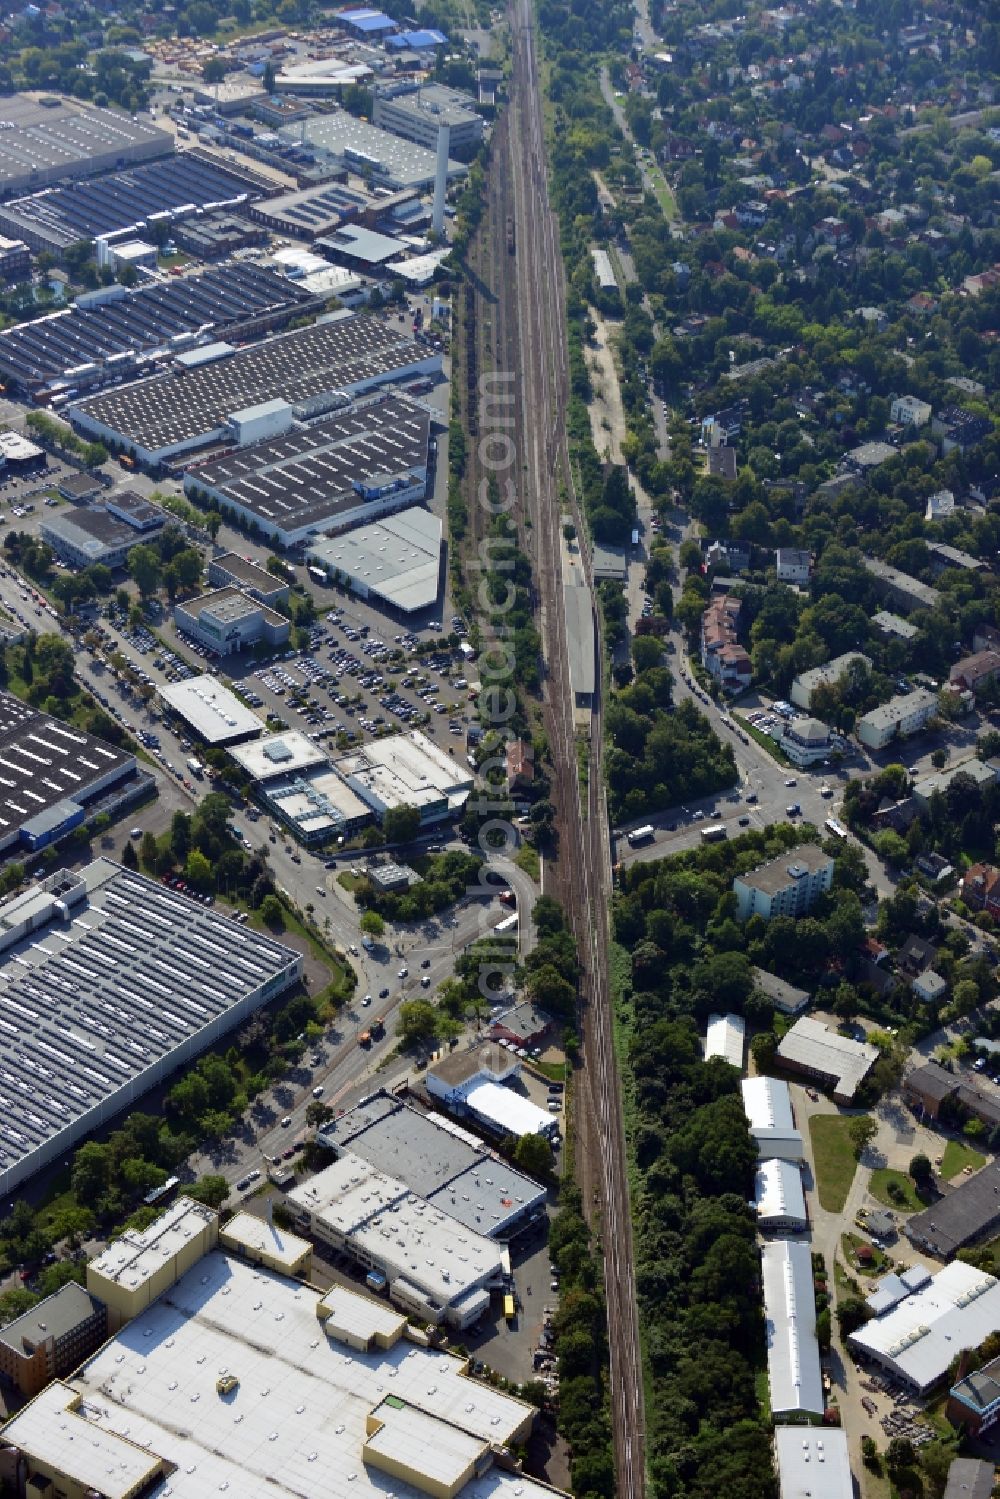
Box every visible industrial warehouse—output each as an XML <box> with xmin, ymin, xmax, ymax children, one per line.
<box><xmin>0</xmin><ymin>1198</ymin><xmax>557</xmax><ymax>1499</ymax></box>
<box><xmin>0</xmin><ymin>149</ymin><xmax>268</xmax><ymax>254</ymax></box>
<box><xmin>308</xmin><ymin>506</ymin><xmax>443</xmax><ymax>613</ymax></box>
<box><xmin>0</xmin><ymin>860</ymin><xmax>302</xmax><ymax>1198</ymax></box>
<box><xmin>68</xmin><ymin>314</ymin><xmax>441</xmax><ymax>465</ymax></box>
<box><xmin>0</xmin><ymin>264</ymin><xmax>323</xmax><ymax>397</ymax></box>
<box><xmin>0</xmin><ymin>95</ymin><xmax>170</xmax><ymax>198</ymax></box>
<box><xmin>185</xmin><ymin>393</ymin><xmax>433</xmax><ymax>547</ymax></box>
<box><xmin>286</xmin><ymin>111</ymin><xmax>467</xmax><ymax>190</ymax></box>
<box><xmin>0</xmin><ymin>691</ymin><xmax>137</xmax><ymax>852</ymax></box>
<box><xmin>316</xmin><ymin>1090</ymin><xmax>547</xmax><ymax>1241</ymax></box>
<box><xmin>848</xmin><ymin>1261</ymin><xmax>1000</xmax><ymax>1393</ymax></box>
<box><xmin>373</xmin><ymin>83</ymin><xmax>485</xmax><ymax>156</ymax></box>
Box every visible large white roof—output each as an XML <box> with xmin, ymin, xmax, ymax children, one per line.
<box><xmin>848</xmin><ymin>1260</ymin><xmax>1000</xmax><ymax>1393</ymax></box>
<box><xmin>229</xmin><ymin>730</ymin><xmax>327</xmax><ymax>781</ymax></box>
<box><xmin>774</xmin><ymin>1428</ymin><xmax>852</xmax><ymax>1499</ymax></box>
<box><xmin>158</xmin><ymin>675</ymin><xmax>263</xmax><ymax>744</ymax></box>
<box><xmin>463</xmin><ymin>1080</ymin><xmax>555</xmax><ymax>1138</ymax></box>
<box><xmin>309</xmin><ymin>507</ymin><xmax>442</xmax><ymax>614</ymax></box>
<box><xmin>705</xmin><ymin>1012</ymin><xmax>745</xmax><ymax>1070</ymax></box>
<box><xmin>288</xmin><ymin>1152</ymin><xmax>504</xmax><ymax>1308</ymax></box>
<box><xmin>2</xmin><ymin>1251</ymin><xmax>551</xmax><ymax>1499</ymax></box>
<box><xmin>754</xmin><ymin>1158</ymin><xmax>807</xmax><ymax>1226</ymax></box>
<box><xmin>761</xmin><ymin>1239</ymin><xmax>824</xmax><ymax>1416</ymax></box>
<box><xmin>741</xmin><ymin>1076</ymin><xmax>804</xmax><ymax>1157</ymax></box>
<box><xmin>337</xmin><ymin>728</ymin><xmax>473</xmax><ymax>814</ymax></box>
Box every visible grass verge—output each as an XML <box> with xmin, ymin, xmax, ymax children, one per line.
<box><xmin>808</xmin><ymin>1114</ymin><xmax>861</xmax><ymax>1212</ymax></box>
<box><xmin>941</xmin><ymin>1138</ymin><xmax>986</xmax><ymax>1180</ymax></box>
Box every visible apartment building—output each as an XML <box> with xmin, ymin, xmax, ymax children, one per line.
<box><xmin>733</xmin><ymin>844</ymin><xmax>834</xmax><ymax>922</ymax></box>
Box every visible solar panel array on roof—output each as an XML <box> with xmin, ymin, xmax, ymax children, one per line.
<box><xmin>0</xmin><ymin>858</ymin><xmax>301</xmax><ymax>1197</ymax></box>
<box><xmin>0</xmin><ymin>265</ymin><xmax>321</xmax><ymax>394</ymax></box>
<box><xmin>0</xmin><ymin>151</ymin><xmax>272</xmax><ymax>255</ymax></box>
<box><xmin>186</xmin><ymin>393</ymin><xmax>430</xmax><ymax>540</ymax></box>
<box><xmin>70</xmin><ymin>314</ymin><xmax>439</xmax><ymax>463</ymax></box>
<box><xmin>251</xmin><ymin>181</ymin><xmax>372</xmax><ymax>238</ymax></box>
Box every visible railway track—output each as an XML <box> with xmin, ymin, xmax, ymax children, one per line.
<box><xmin>500</xmin><ymin>5</ymin><xmax>647</xmax><ymax>1496</ymax></box>
<box><xmin>453</xmin><ymin>7</ymin><xmax>645</xmax><ymax>1492</ymax></box>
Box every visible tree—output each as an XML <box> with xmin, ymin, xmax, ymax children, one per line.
<box><xmin>260</xmin><ymin>894</ymin><xmax>284</xmax><ymax>929</ymax></box>
<box><xmin>836</xmin><ymin>1295</ymin><xmax>870</xmax><ymax>1336</ymax></box>
<box><xmin>383</xmin><ymin>805</ymin><xmax>421</xmax><ymax>844</ymax></box>
<box><xmin>398</xmin><ymin>1000</ymin><xmax>439</xmax><ymax>1047</ymax></box>
<box><xmin>848</xmin><ymin>1115</ymin><xmax>877</xmax><ymax>1159</ymax></box>
<box><xmin>750</xmin><ymin>1031</ymin><xmax>777</xmax><ymax>1071</ymax></box>
<box><xmin>513</xmin><ymin>1132</ymin><xmax>553</xmax><ymax>1178</ymax></box>
<box><xmin>885</xmin><ymin>1437</ymin><xmax>915</xmax><ymax>1474</ymax></box>
<box><xmin>185</xmin><ymin>1175</ymin><xmax>230</xmax><ymax>1209</ymax></box>
<box><xmin>359</xmin><ymin>910</ymin><xmax>385</xmax><ymax>938</ymax></box>
<box><xmin>127</xmin><ymin>544</ymin><xmax>161</xmax><ymax>598</ymax></box>
<box><xmin>170</xmin><ymin>811</ymin><xmax>191</xmax><ymax>862</ymax></box>
<box><xmin>305</xmin><ymin>1101</ymin><xmax>334</xmax><ymax>1127</ymax></box>
<box><xmin>909</xmin><ymin>1152</ymin><xmax>933</xmax><ymax>1185</ymax></box>
<box><xmin>185</xmin><ymin>849</ymin><xmax>213</xmax><ymax>891</ymax></box>
<box><xmin>121</xmin><ymin>839</ymin><xmax>138</xmax><ymax>869</ymax></box>
<box><xmin>202</xmin><ymin>55</ymin><xmax>227</xmax><ymax>83</ymax></box>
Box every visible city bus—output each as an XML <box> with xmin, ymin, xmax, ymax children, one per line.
<box><xmin>627</xmin><ymin>825</ymin><xmax>655</xmax><ymax>847</ymax></box>
<box><xmin>494</xmin><ymin>913</ymin><xmax>519</xmax><ymax>935</ymax></box>
<box><xmin>701</xmin><ymin>824</ymin><xmax>727</xmax><ymax>843</ymax></box>
<box><xmin>825</xmin><ymin>818</ymin><xmax>848</xmax><ymax>840</ymax></box>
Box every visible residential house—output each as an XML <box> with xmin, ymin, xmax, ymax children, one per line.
<box><xmin>857</xmin><ymin>689</ymin><xmax>938</xmax><ymax>750</ymax></box>
<box><xmin>708</xmin><ymin>444</ymin><xmax>737</xmax><ymax>481</ymax></box>
<box><xmin>933</xmin><ymin>407</ymin><xmax>993</xmax><ymax>456</ymax></box>
<box><xmin>781</xmin><ymin>717</ymin><xmax>831</xmax><ymax>769</ymax></box>
<box><xmin>973</xmin><ymin>626</ymin><xmax>1000</xmax><ymax>655</ymax></box>
<box><xmin>704</xmin><ymin>538</ymin><xmax>751</xmax><ymax>574</ymax></box>
<box><xmin>926</xmin><ymin>542</ymin><xmax>984</xmax><ymax>577</ymax></box>
<box><xmin>789</xmin><ymin>651</ymin><xmax>871</xmax><ymax>712</ymax></box>
<box><xmin>926</xmin><ymin>489</ymin><xmax>956</xmax><ymax>522</ymax></box>
<box><xmin>505</xmin><ymin>738</ymin><xmax>533</xmax><ymax>791</ymax></box>
<box><xmin>950</xmin><ymin>651</ymin><xmax>1000</xmax><ymax>695</ymax></box>
<box><xmin>961</xmin><ymin>863</ymin><xmax>1000</xmax><ymax>920</ymax></box>
<box><xmin>862</xmin><ymin>557</ymin><xmax>941</xmax><ymax>615</ymax></box>
<box><xmin>907</xmin><ymin>292</ymin><xmax>938</xmax><ymax>316</ymax></box>
<box><xmin>701</xmin><ymin>594</ymin><xmax>751</xmax><ymax>694</ymax></box>
<box><xmin>775</xmin><ymin>548</ymin><xmax>811</xmax><ymax>584</ymax></box>
<box><xmin>914</xmin><ymin>757</ymin><xmax>998</xmax><ymax>806</ymax></box>
<box><xmin>891</xmin><ymin>394</ymin><xmax>932</xmax><ymax>428</ymax></box>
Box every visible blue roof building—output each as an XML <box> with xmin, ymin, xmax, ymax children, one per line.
<box><xmin>339</xmin><ymin>7</ymin><xmax>397</xmax><ymax>33</ymax></box>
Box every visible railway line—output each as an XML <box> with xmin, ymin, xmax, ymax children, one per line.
<box><xmin>498</xmin><ymin>4</ymin><xmax>647</xmax><ymax>1495</ymax></box>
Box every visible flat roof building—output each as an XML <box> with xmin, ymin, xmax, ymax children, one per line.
<box><xmin>753</xmin><ymin>968</ymin><xmax>811</xmax><ymax>1014</ymax></box>
<box><xmin>336</xmin><ymin>727</ymin><xmax>473</xmax><ymax>824</ymax></box>
<box><xmin>761</xmin><ymin>1238</ymin><xmax>824</xmax><ymax>1417</ymax></box>
<box><xmin>158</xmin><ymin>674</ymin><xmax>264</xmax><ymax>745</ymax></box>
<box><xmin>2</xmin><ymin>1240</ymin><xmax>556</xmax><ymax>1499</ymax></box>
<box><xmin>873</xmin><ymin>610</ymin><xmax>919</xmax><ymax>641</ymax></box>
<box><xmin>774</xmin><ymin>1428</ymin><xmax>852</xmax><ymax>1499</ymax></box>
<box><xmin>754</xmin><ymin>1157</ymin><xmax>807</xmax><ymax>1231</ymax></box>
<box><xmin>0</xmin><ymin>148</ymin><xmax>269</xmax><ymax>256</ymax></box>
<box><xmin>87</xmin><ymin>1194</ymin><xmax>220</xmax><ymax>1331</ymax></box>
<box><xmin>374</xmin><ymin>83</ymin><xmax>484</xmax><ymax>156</ymax></box>
<box><xmin>207</xmin><ymin>551</ymin><xmax>290</xmax><ymax>605</ymax></box>
<box><xmin>187</xmin><ymin>395</ymin><xmax>432</xmax><ymax>548</ymax></box>
<box><xmin>705</xmin><ymin>1011</ymin><xmax>745</xmax><ymax>1069</ymax></box>
<box><xmin>316</xmin><ymin>1089</ymin><xmax>547</xmax><ymax>1241</ymax></box>
<box><xmin>174</xmin><ymin>585</ymin><xmax>290</xmax><ymax>657</ymax></box>
<box><xmin>308</xmin><ymin>506</ymin><xmax>442</xmax><ymax>613</ymax></box>
<box><xmin>289</xmin><ymin>110</ymin><xmax>468</xmax><ymax>190</ymax></box>
<box><xmin>0</xmin><ymin>865</ymin><xmax>301</xmax><ymax>1199</ymax></box>
<box><xmin>40</xmin><ymin>491</ymin><xmax>165</xmax><ymax>569</ymax></box>
<box><xmin>904</xmin><ymin>1161</ymin><xmax>1000</xmax><ymax>1259</ymax></box>
<box><xmin>863</xmin><ymin>556</ymin><xmax>942</xmax><ymax>615</ymax></box>
<box><xmin>0</xmin><ymin>691</ymin><xmax>136</xmax><ymax>853</ymax></box>
<box><xmin>733</xmin><ymin>844</ymin><xmax>834</xmax><ymax>922</ymax></box>
<box><xmin>69</xmin><ymin>314</ymin><xmax>440</xmax><ymax>466</ymax></box>
<box><xmin>219</xmin><ymin>1209</ymin><xmax>313</xmax><ymax>1277</ymax></box>
<box><xmin>0</xmin><ymin>96</ymin><xmax>170</xmax><ymax>197</ymax></box>
<box><xmin>289</xmin><ymin>1152</ymin><xmax>507</xmax><ymax>1327</ymax></box>
<box><xmin>741</xmin><ymin>1076</ymin><xmax>804</xmax><ymax>1160</ymax></box>
<box><xmin>228</xmin><ymin>732</ymin><xmax>373</xmax><ymax>842</ymax></box>
<box><xmin>848</xmin><ymin>1261</ymin><xmax>1000</xmax><ymax>1393</ymax></box>
<box><xmin>942</xmin><ymin>1459</ymin><xmax>995</xmax><ymax>1499</ymax></box>
<box><xmin>776</xmin><ymin>1016</ymin><xmax>879</xmax><ymax>1103</ymax></box>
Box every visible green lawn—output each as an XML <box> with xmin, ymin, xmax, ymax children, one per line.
<box><xmin>868</xmin><ymin>1168</ymin><xmax>923</xmax><ymax>1212</ymax></box>
<box><xmin>841</xmin><ymin>1231</ymin><xmax>891</xmax><ymax>1277</ymax></box>
<box><xmin>940</xmin><ymin>1138</ymin><xmax>986</xmax><ymax>1180</ymax></box>
<box><xmin>808</xmin><ymin>1114</ymin><xmax>862</xmax><ymax>1212</ymax></box>
<box><xmin>514</xmin><ymin>841</ymin><xmax>540</xmax><ymax>881</ymax></box>
<box><xmin>736</xmin><ymin>714</ymin><xmax>792</xmax><ymax>766</ymax></box>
